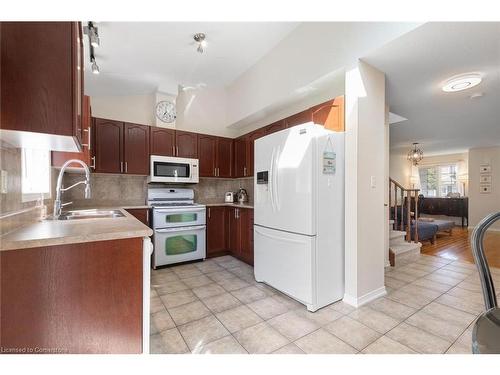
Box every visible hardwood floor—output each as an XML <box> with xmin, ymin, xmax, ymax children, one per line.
<box><xmin>421</xmin><ymin>227</ymin><xmax>500</xmax><ymax>268</ymax></box>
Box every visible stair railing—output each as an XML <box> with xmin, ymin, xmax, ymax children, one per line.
<box><xmin>389</xmin><ymin>178</ymin><xmax>420</xmax><ymax>243</ymax></box>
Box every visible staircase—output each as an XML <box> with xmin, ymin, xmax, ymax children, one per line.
<box><xmin>389</xmin><ymin>220</ymin><xmax>422</xmax><ymax>266</ymax></box>
<box><xmin>388</xmin><ymin>178</ymin><xmax>422</xmax><ymax>267</ymax></box>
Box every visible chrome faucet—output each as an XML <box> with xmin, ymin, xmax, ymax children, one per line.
<box><xmin>53</xmin><ymin>159</ymin><xmax>92</xmax><ymax>219</ymax></box>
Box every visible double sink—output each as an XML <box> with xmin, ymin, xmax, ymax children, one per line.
<box><xmin>54</xmin><ymin>209</ymin><xmax>125</xmax><ymax>221</ymax></box>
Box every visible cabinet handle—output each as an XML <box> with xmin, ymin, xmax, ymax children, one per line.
<box><xmin>244</xmin><ymin>167</ymin><xmax>247</xmax><ymax>176</ymax></box>
<box><xmin>176</xmin><ymin>146</ymin><xmax>179</xmax><ymax>156</ymax></box>
<box><xmin>146</xmin><ymin>210</ymin><xmax>149</xmax><ymax>223</ymax></box>
<box><xmin>208</xmin><ymin>207</ymin><xmax>211</xmax><ymax>218</ymax></box>
<box><xmin>90</xmin><ymin>156</ymin><xmax>96</xmax><ymax>170</ymax></box>
<box><xmin>83</xmin><ymin>127</ymin><xmax>92</xmax><ymax>150</ymax></box>
<box><xmin>216</xmin><ymin>167</ymin><xmax>219</xmax><ymax>177</ymax></box>
<box><xmin>234</xmin><ymin>209</ymin><xmax>237</xmax><ymax>219</ymax></box>
<box><xmin>172</xmin><ymin>146</ymin><xmax>175</xmax><ymax>156</ymax></box>
<box><xmin>125</xmin><ymin>161</ymin><xmax>128</xmax><ymax>173</ymax></box>
<box><xmin>120</xmin><ymin>162</ymin><xmax>123</xmax><ymax>173</ymax></box>
<box><xmin>214</xmin><ymin>168</ymin><xmax>216</xmax><ymax>177</ymax></box>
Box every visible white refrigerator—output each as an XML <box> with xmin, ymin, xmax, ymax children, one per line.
<box><xmin>254</xmin><ymin>123</ymin><xmax>344</xmax><ymax>312</ymax></box>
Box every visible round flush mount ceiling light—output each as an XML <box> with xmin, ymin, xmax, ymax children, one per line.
<box><xmin>442</xmin><ymin>73</ymin><xmax>482</xmax><ymax>92</ymax></box>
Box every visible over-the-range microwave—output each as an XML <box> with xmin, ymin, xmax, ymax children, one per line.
<box><xmin>148</xmin><ymin>155</ymin><xmax>199</xmax><ymax>183</ymax></box>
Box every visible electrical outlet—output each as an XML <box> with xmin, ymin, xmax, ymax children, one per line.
<box><xmin>0</xmin><ymin>170</ymin><xmax>8</xmax><ymax>194</ymax></box>
<box><xmin>370</xmin><ymin>176</ymin><xmax>377</xmax><ymax>189</ymax></box>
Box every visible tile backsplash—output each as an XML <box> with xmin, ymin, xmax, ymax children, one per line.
<box><xmin>63</xmin><ymin>173</ymin><xmax>253</xmax><ymax>208</ymax></box>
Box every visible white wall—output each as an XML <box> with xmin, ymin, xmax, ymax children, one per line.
<box><xmin>389</xmin><ymin>151</ymin><xmax>411</xmax><ymax>188</ymax></box>
<box><xmin>468</xmin><ymin>146</ymin><xmax>500</xmax><ymax>230</ymax></box>
<box><xmin>344</xmin><ymin>60</ymin><xmax>387</xmax><ymax>307</ymax></box>
<box><xmin>176</xmin><ymin>86</ymin><xmax>236</xmax><ymax>138</ymax></box>
<box><xmin>226</xmin><ymin>23</ymin><xmax>420</xmax><ymax>127</ymax></box>
<box><xmin>91</xmin><ymin>94</ymin><xmax>156</xmax><ymax>126</ymax></box>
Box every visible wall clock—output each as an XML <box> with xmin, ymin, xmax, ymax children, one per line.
<box><xmin>155</xmin><ymin>100</ymin><xmax>176</xmax><ymax>123</ymax></box>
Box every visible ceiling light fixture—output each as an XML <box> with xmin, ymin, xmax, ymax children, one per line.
<box><xmin>83</xmin><ymin>22</ymin><xmax>102</xmax><ymax>75</ymax></box>
<box><xmin>91</xmin><ymin>57</ymin><xmax>100</xmax><ymax>75</ymax></box>
<box><xmin>407</xmin><ymin>143</ymin><xmax>424</xmax><ymax>166</ymax></box>
<box><xmin>194</xmin><ymin>33</ymin><xmax>207</xmax><ymax>53</ymax></box>
<box><xmin>442</xmin><ymin>73</ymin><xmax>482</xmax><ymax>92</ymax></box>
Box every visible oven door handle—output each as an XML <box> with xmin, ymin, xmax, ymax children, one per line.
<box><xmin>154</xmin><ymin>225</ymin><xmax>206</xmax><ymax>233</ymax></box>
<box><xmin>153</xmin><ymin>207</ymin><xmax>206</xmax><ymax>213</ymax></box>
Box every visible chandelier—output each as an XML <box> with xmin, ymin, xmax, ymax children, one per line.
<box><xmin>407</xmin><ymin>143</ymin><xmax>424</xmax><ymax>166</ymax></box>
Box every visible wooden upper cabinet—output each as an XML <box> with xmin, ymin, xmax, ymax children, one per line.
<box><xmin>123</xmin><ymin>123</ymin><xmax>150</xmax><ymax>175</ymax></box>
<box><xmin>206</xmin><ymin>206</ymin><xmax>227</xmax><ymax>257</ymax></box>
<box><xmin>94</xmin><ymin>118</ymin><xmax>123</xmax><ymax>174</ymax></box>
<box><xmin>0</xmin><ymin>22</ymin><xmax>84</xmax><ymax>151</ymax></box>
<box><xmin>265</xmin><ymin>120</ymin><xmax>286</xmax><ymax>134</ymax></box>
<box><xmin>285</xmin><ymin>109</ymin><xmax>313</xmax><ymax>128</ymax></box>
<box><xmin>198</xmin><ymin>134</ymin><xmax>217</xmax><ymax>177</ymax></box>
<box><xmin>233</xmin><ymin>137</ymin><xmax>248</xmax><ymax>178</ymax></box>
<box><xmin>217</xmin><ymin>137</ymin><xmax>233</xmax><ymax>178</ymax></box>
<box><xmin>175</xmin><ymin>130</ymin><xmax>198</xmax><ymax>158</ymax></box>
<box><xmin>51</xmin><ymin>95</ymin><xmax>91</xmax><ymax>168</ymax></box>
<box><xmin>150</xmin><ymin>127</ymin><xmax>175</xmax><ymax>156</ymax></box>
<box><xmin>311</xmin><ymin>96</ymin><xmax>345</xmax><ymax>132</ymax></box>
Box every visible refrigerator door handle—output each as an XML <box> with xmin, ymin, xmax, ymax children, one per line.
<box><xmin>274</xmin><ymin>146</ymin><xmax>281</xmax><ymax>210</ymax></box>
<box><xmin>269</xmin><ymin>147</ymin><xmax>276</xmax><ymax>212</ymax></box>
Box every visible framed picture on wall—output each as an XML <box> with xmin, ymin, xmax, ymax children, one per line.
<box><xmin>480</xmin><ymin>175</ymin><xmax>492</xmax><ymax>183</ymax></box>
<box><xmin>480</xmin><ymin>184</ymin><xmax>492</xmax><ymax>194</ymax></box>
<box><xmin>480</xmin><ymin>164</ymin><xmax>491</xmax><ymax>174</ymax></box>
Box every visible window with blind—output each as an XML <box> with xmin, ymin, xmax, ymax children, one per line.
<box><xmin>418</xmin><ymin>164</ymin><xmax>458</xmax><ymax>197</ymax></box>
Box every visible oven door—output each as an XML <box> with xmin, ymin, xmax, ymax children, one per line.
<box><xmin>149</xmin><ymin>156</ymin><xmax>198</xmax><ymax>183</ymax></box>
<box><xmin>153</xmin><ymin>225</ymin><xmax>206</xmax><ymax>266</ymax></box>
<box><xmin>153</xmin><ymin>207</ymin><xmax>206</xmax><ymax>229</ymax></box>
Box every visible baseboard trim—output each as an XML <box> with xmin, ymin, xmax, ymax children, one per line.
<box><xmin>343</xmin><ymin>286</ymin><xmax>387</xmax><ymax>308</ymax></box>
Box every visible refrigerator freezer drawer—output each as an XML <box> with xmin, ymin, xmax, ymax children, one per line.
<box><xmin>254</xmin><ymin>225</ymin><xmax>314</xmax><ymax>305</ymax></box>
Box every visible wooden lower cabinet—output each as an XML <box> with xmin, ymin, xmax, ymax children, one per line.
<box><xmin>126</xmin><ymin>208</ymin><xmax>150</xmax><ymax>226</ymax></box>
<box><xmin>206</xmin><ymin>206</ymin><xmax>228</xmax><ymax>257</ymax></box>
<box><xmin>0</xmin><ymin>238</ymin><xmax>144</xmax><ymax>353</ymax></box>
<box><xmin>207</xmin><ymin>206</ymin><xmax>253</xmax><ymax>265</ymax></box>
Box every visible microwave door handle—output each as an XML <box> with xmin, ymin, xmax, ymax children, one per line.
<box><xmin>155</xmin><ymin>225</ymin><xmax>206</xmax><ymax>233</ymax></box>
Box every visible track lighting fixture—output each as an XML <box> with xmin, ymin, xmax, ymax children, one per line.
<box><xmin>91</xmin><ymin>57</ymin><xmax>100</xmax><ymax>75</ymax></box>
<box><xmin>84</xmin><ymin>21</ymin><xmax>102</xmax><ymax>75</ymax></box>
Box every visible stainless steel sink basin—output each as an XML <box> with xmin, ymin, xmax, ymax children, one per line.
<box><xmin>55</xmin><ymin>209</ymin><xmax>125</xmax><ymax>220</ymax></box>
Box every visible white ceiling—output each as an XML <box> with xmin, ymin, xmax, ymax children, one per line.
<box><xmin>84</xmin><ymin>22</ymin><xmax>299</xmax><ymax>96</ymax></box>
<box><xmin>363</xmin><ymin>22</ymin><xmax>500</xmax><ymax>155</ymax></box>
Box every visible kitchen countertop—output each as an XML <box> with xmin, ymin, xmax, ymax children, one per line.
<box><xmin>0</xmin><ymin>208</ymin><xmax>153</xmax><ymax>252</ymax></box>
<box><xmin>203</xmin><ymin>202</ymin><xmax>254</xmax><ymax>209</ymax></box>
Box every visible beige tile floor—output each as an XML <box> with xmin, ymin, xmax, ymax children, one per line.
<box><xmin>150</xmin><ymin>254</ymin><xmax>500</xmax><ymax>354</ymax></box>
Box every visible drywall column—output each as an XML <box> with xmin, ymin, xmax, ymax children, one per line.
<box><xmin>344</xmin><ymin>60</ymin><xmax>387</xmax><ymax>307</ymax></box>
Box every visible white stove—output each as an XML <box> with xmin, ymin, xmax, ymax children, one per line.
<box><xmin>148</xmin><ymin>188</ymin><xmax>206</xmax><ymax>268</ymax></box>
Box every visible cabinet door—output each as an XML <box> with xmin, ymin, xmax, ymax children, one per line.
<box><xmin>123</xmin><ymin>123</ymin><xmax>150</xmax><ymax>175</ymax></box>
<box><xmin>247</xmin><ymin>128</ymin><xmax>266</xmax><ymax>176</ymax></box>
<box><xmin>198</xmin><ymin>134</ymin><xmax>217</xmax><ymax>177</ymax></box>
<box><xmin>239</xmin><ymin>209</ymin><xmax>254</xmax><ymax>265</ymax></box>
<box><xmin>206</xmin><ymin>206</ymin><xmax>227</xmax><ymax>257</ymax></box>
<box><xmin>150</xmin><ymin>127</ymin><xmax>175</xmax><ymax>156</ymax></box>
<box><xmin>285</xmin><ymin>109</ymin><xmax>312</xmax><ymax>128</ymax></box>
<box><xmin>1</xmin><ymin>22</ymin><xmax>83</xmax><ymax>144</ymax></box>
<box><xmin>126</xmin><ymin>208</ymin><xmax>150</xmax><ymax>226</ymax></box>
<box><xmin>311</xmin><ymin>96</ymin><xmax>345</xmax><ymax>132</ymax></box>
<box><xmin>94</xmin><ymin>118</ymin><xmax>123</xmax><ymax>173</ymax></box>
<box><xmin>227</xmin><ymin>208</ymin><xmax>241</xmax><ymax>256</ymax></box>
<box><xmin>51</xmin><ymin>95</ymin><xmax>91</xmax><ymax>168</ymax></box>
<box><xmin>265</xmin><ymin>120</ymin><xmax>286</xmax><ymax>134</ymax></box>
<box><xmin>233</xmin><ymin>137</ymin><xmax>248</xmax><ymax>178</ymax></box>
<box><xmin>175</xmin><ymin>130</ymin><xmax>198</xmax><ymax>158</ymax></box>
<box><xmin>217</xmin><ymin>137</ymin><xmax>233</xmax><ymax>178</ymax></box>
